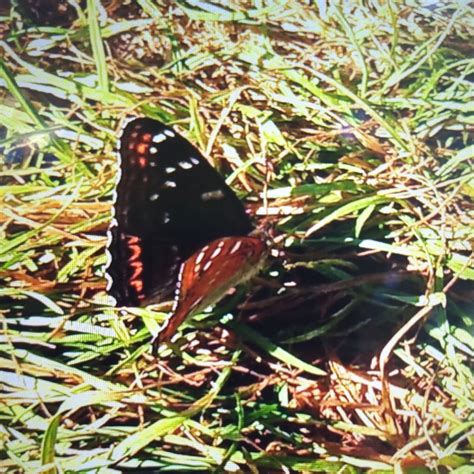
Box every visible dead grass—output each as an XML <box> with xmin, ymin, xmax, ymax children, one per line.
<box><xmin>0</xmin><ymin>1</ymin><xmax>472</xmax><ymax>472</ymax></box>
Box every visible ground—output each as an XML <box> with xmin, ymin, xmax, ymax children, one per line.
<box><xmin>0</xmin><ymin>1</ymin><xmax>472</xmax><ymax>472</ymax></box>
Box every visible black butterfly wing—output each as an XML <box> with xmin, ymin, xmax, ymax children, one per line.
<box><xmin>108</xmin><ymin>117</ymin><xmax>253</xmax><ymax>306</ymax></box>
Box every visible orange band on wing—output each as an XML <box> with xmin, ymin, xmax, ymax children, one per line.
<box><xmin>126</xmin><ymin>235</ymin><xmax>145</xmax><ymax>299</ymax></box>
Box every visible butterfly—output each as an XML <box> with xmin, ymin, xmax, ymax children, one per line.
<box><xmin>107</xmin><ymin>117</ymin><xmax>266</xmax><ymax>349</ymax></box>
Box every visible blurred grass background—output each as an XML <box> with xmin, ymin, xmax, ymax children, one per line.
<box><xmin>0</xmin><ymin>0</ymin><xmax>472</xmax><ymax>472</ymax></box>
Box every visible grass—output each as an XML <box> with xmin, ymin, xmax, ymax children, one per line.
<box><xmin>0</xmin><ymin>0</ymin><xmax>473</xmax><ymax>472</ymax></box>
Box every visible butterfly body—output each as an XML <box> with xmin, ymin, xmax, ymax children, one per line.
<box><xmin>107</xmin><ymin>117</ymin><xmax>265</xmax><ymax>345</ymax></box>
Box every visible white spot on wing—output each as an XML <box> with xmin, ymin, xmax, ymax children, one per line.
<box><xmin>190</xmin><ymin>157</ymin><xmax>200</xmax><ymax>165</ymax></box>
<box><xmin>195</xmin><ymin>251</ymin><xmax>206</xmax><ymax>265</ymax></box>
<box><xmin>178</xmin><ymin>160</ymin><xmax>193</xmax><ymax>169</ymax></box>
<box><xmin>150</xmin><ymin>193</ymin><xmax>159</xmax><ymax>201</ymax></box>
<box><xmin>164</xmin><ymin>129</ymin><xmax>175</xmax><ymax>137</ymax></box>
<box><xmin>203</xmin><ymin>260</ymin><xmax>212</xmax><ymax>271</ymax></box>
<box><xmin>230</xmin><ymin>241</ymin><xmax>242</xmax><ymax>254</ymax></box>
<box><xmin>165</xmin><ymin>167</ymin><xmax>176</xmax><ymax>173</ymax></box>
<box><xmin>201</xmin><ymin>189</ymin><xmax>225</xmax><ymax>201</ymax></box>
<box><xmin>149</xmin><ymin>146</ymin><xmax>158</xmax><ymax>154</ymax></box>
<box><xmin>210</xmin><ymin>246</ymin><xmax>222</xmax><ymax>259</ymax></box>
<box><xmin>163</xmin><ymin>212</ymin><xmax>170</xmax><ymax>224</ymax></box>
<box><xmin>163</xmin><ymin>180</ymin><xmax>176</xmax><ymax>188</ymax></box>
<box><xmin>152</xmin><ymin>133</ymin><xmax>167</xmax><ymax>143</ymax></box>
